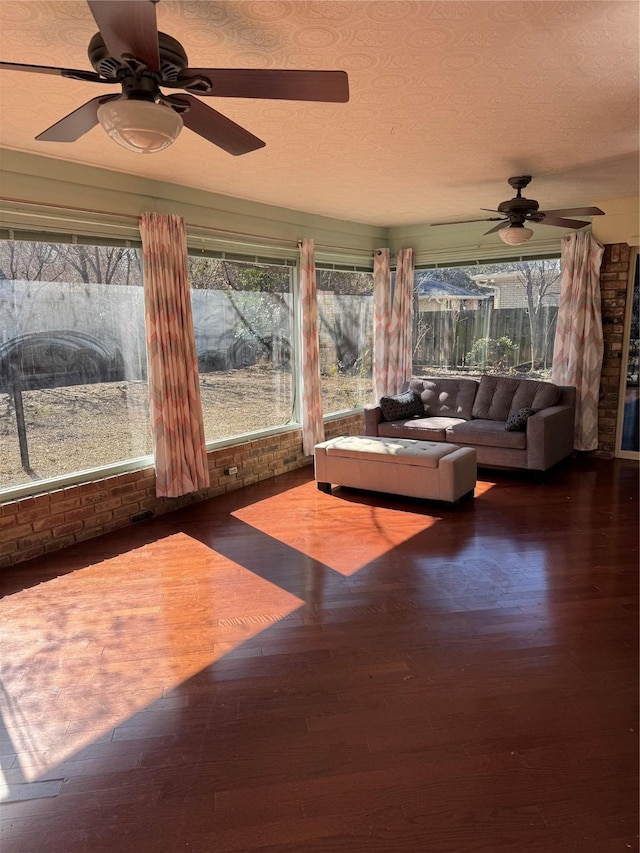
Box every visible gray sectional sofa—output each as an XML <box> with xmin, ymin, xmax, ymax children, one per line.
<box><xmin>363</xmin><ymin>375</ymin><xmax>576</xmax><ymax>473</ymax></box>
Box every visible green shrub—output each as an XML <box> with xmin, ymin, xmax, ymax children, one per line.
<box><xmin>465</xmin><ymin>336</ymin><xmax>517</xmax><ymax>370</ymax></box>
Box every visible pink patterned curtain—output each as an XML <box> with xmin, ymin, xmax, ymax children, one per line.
<box><xmin>139</xmin><ymin>213</ymin><xmax>210</xmax><ymax>497</ymax></box>
<box><xmin>386</xmin><ymin>248</ymin><xmax>415</xmax><ymax>394</ymax></box>
<box><xmin>300</xmin><ymin>238</ymin><xmax>325</xmax><ymax>455</ymax></box>
<box><xmin>552</xmin><ymin>230</ymin><xmax>604</xmax><ymax>451</ymax></box>
<box><xmin>372</xmin><ymin>248</ymin><xmax>392</xmax><ymax>399</ymax></box>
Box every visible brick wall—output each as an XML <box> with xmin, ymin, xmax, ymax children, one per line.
<box><xmin>494</xmin><ymin>281</ymin><xmax>561</xmax><ymax>310</ymax></box>
<box><xmin>0</xmin><ymin>411</ymin><xmax>364</xmax><ymax>569</ymax></box>
<box><xmin>597</xmin><ymin>243</ymin><xmax>632</xmax><ymax>457</ymax></box>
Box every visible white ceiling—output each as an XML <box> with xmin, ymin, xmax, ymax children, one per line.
<box><xmin>0</xmin><ymin>1</ymin><xmax>638</xmax><ymax>228</ymax></box>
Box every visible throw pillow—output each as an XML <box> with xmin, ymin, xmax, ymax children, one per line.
<box><xmin>505</xmin><ymin>407</ymin><xmax>536</xmax><ymax>432</ymax></box>
<box><xmin>379</xmin><ymin>390</ymin><xmax>424</xmax><ymax>422</ymax></box>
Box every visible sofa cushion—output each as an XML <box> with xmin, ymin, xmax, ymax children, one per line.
<box><xmin>508</xmin><ymin>380</ymin><xmax>561</xmax><ymax>417</ymax></box>
<box><xmin>409</xmin><ymin>377</ymin><xmax>478</xmax><ymax>420</ymax></box>
<box><xmin>379</xmin><ymin>390</ymin><xmax>423</xmax><ymax>421</ymax></box>
<box><xmin>471</xmin><ymin>375</ymin><xmax>563</xmax><ymax>422</ymax></box>
<box><xmin>471</xmin><ymin>375</ymin><xmax>521</xmax><ymax>421</ymax></box>
<box><xmin>505</xmin><ymin>407</ymin><xmax>536</xmax><ymax>431</ymax></box>
<box><xmin>446</xmin><ymin>418</ymin><xmax>527</xmax><ymax>450</ymax></box>
<box><xmin>378</xmin><ymin>416</ymin><xmax>465</xmax><ymax>442</ymax></box>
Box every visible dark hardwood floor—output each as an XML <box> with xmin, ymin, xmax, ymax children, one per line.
<box><xmin>1</xmin><ymin>456</ymin><xmax>638</xmax><ymax>852</ymax></box>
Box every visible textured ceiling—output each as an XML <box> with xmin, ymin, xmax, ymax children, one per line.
<box><xmin>0</xmin><ymin>0</ymin><xmax>638</xmax><ymax>227</ymax></box>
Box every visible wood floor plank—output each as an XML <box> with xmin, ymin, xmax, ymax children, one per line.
<box><xmin>0</xmin><ymin>456</ymin><xmax>637</xmax><ymax>852</ymax></box>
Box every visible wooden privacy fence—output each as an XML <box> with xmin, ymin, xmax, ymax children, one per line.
<box><xmin>3</xmin><ymin>279</ymin><xmax>559</xmax><ymax>382</ymax></box>
<box><xmin>413</xmin><ymin>305</ymin><xmax>559</xmax><ymax>370</ymax></box>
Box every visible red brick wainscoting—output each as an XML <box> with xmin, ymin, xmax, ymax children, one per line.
<box><xmin>1</xmin><ymin>412</ymin><xmax>364</xmax><ymax>569</ymax></box>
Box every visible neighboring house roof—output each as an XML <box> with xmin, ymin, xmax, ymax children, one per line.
<box><xmin>415</xmin><ymin>275</ymin><xmax>492</xmax><ymax>299</ymax></box>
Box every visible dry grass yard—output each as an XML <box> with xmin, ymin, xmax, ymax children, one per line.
<box><xmin>0</xmin><ymin>367</ymin><xmax>370</xmax><ymax>489</ymax></box>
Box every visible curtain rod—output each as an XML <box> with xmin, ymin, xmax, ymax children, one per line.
<box><xmin>0</xmin><ymin>196</ymin><xmax>140</xmax><ymax>222</ymax></box>
<box><xmin>0</xmin><ymin>196</ymin><xmax>379</xmax><ymax>256</ymax></box>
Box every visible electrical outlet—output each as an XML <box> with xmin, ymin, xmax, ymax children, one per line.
<box><xmin>224</xmin><ymin>466</ymin><xmax>238</xmax><ymax>475</ymax></box>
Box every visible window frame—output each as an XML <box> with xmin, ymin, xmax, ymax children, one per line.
<box><xmin>0</xmin><ymin>229</ymin><xmax>376</xmax><ymax>502</ymax></box>
<box><xmin>412</xmin><ymin>251</ymin><xmax>563</xmax><ymax>379</ymax></box>
<box><xmin>615</xmin><ymin>246</ymin><xmax>639</xmax><ymax>459</ymax></box>
<box><xmin>315</xmin><ymin>261</ymin><xmax>375</xmax><ymax>417</ymax></box>
<box><xmin>185</xmin><ymin>250</ymin><xmax>301</xmax><ymax>446</ymax></box>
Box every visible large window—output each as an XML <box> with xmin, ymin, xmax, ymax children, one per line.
<box><xmin>0</xmin><ymin>237</ymin><xmax>374</xmax><ymax>497</ymax></box>
<box><xmin>187</xmin><ymin>255</ymin><xmax>295</xmax><ymax>442</ymax></box>
<box><xmin>618</xmin><ymin>251</ymin><xmax>639</xmax><ymax>456</ymax></box>
<box><xmin>316</xmin><ymin>267</ymin><xmax>374</xmax><ymax>414</ymax></box>
<box><xmin>412</xmin><ymin>257</ymin><xmax>561</xmax><ymax>379</ymax></box>
<box><xmin>0</xmin><ymin>240</ymin><xmax>151</xmax><ymax>492</ymax></box>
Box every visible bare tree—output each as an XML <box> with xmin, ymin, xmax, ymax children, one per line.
<box><xmin>0</xmin><ymin>241</ymin><xmax>64</xmax><ymax>282</ymax></box>
<box><xmin>56</xmin><ymin>245</ymin><xmax>141</xmax><ymax>285</ymax></box>
<box><xmin>0</xmin><ymin>241</ymin><xmax>142</xmax><ymax>286</ymax></box>
<box><xmin>516</xmin><ymin>259</ymin><xmax>561</xmax><ymax>368</ymax></box>
<box><xmin>317</xmin><ymin>269</ymin><xmax>372</xmax><ymax>295</ymax></box>
<box><xmin>187</xmin><ymin>256</ymin><xmax>233</xmax><ymax>290</ymax></box>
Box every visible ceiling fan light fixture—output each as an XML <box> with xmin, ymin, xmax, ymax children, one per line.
<box><xmin>97</xmin><ymin>98</ymin><xmax>183</xmax><ymax>154</ymax></box>
<box><xmin>499</xmin><ymin>224</ymin><xmax>534</xmax><ymax>245</ymax></box>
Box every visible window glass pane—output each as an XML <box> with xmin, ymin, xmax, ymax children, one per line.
<box><xmin>0</xmin><ymin>240</ymin><xmax>151</xmax><ymax>491</ymax></box>
<box><xmin>188</xmin><ymin>257</ymin><xmax>294</xmax><ymax>441</ymax></box>
<box><xmin>621</xmin><ymin>257</ymin><xmax>639</xmax><ymax>452</ymax></box>
<box><xmin>413</xmin><ymin>258</ymin><xmax>561</xmax><ymax>379</ymax></box>
<box><xmin>317</xmin><ymin>269</ymin><xmax>374</xmax><ymax>413</ymax></box>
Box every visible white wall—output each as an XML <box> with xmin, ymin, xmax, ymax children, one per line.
<box><xmin>0</xmin><ymin>149</ymin><xmax>385</xmax><ymax>263</ymax></box>
<box><xmin>1</xmin><ymin>150</ymin><xmax>636</xmax><ymax>262</ymax></box>
<box><xmin>592</xmin><ymin>197</ymin><xmax>639</xmax><ymax>247</ymax></box>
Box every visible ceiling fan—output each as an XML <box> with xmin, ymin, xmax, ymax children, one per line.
<box><xmin>431</xmin><ymin>176</ymin><xmax>605</xmax><ymax>245</ymax></box>
<box><xmin>0</xmin><ymin>0</ymin><xmax>349</xmax><ymax>156</ymax></box>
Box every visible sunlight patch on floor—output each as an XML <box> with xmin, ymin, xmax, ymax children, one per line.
<box><xmin>474</xmin><ymin>479</ymin><xmax>497</xmax><ymax>496</ymax></box>
<box><xmin>0</xmin><ymin>533</ymin><xmax>303</xmax><ymax>785</ymax></box>
<box><xmin>232</xmin><ymin>481</ymin><xmax>443</xmax><ymax>576</ymax></box>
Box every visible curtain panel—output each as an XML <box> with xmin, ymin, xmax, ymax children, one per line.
<box><xmin>299</xmin><ymin>238</ymin><xmax>325</xmax><ymax>455</ymax></box>
<box><xmin>139</xmin><ymin>213</ymin><xmax>209</xmax><ymax>497</ymax></box>
<box><xmin>552</xmin><ymin>230</ymin><xmax>604</xmax><ymax>451</ymax></box>
<box><xmin>386</xmin><ymin>248</ymin><xmax>415</xmax><ymax>394</ymax></box>
<box><xmin>372</xmin><ymin>248</ymin><xmax>392</xmax><ymax>400</ymax></box>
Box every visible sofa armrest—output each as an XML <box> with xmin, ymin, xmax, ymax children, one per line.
<box><xmin>526</xmin><ymin>404</ymin><xmax>576</xmax><ymax>470</ymax></box>
<box><xmin>364</xmin><ymin>403</ymin><xmax>384</xmax><ymax>435</ymax></box>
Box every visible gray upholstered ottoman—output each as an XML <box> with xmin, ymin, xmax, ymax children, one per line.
<box><xmin>314</xmin><ymin>435</ymin><xmax>476</xmax><ymax>505</ymax></box>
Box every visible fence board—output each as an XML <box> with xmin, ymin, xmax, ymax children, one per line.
<box><xmin>414</xmin><ymin>306</ymin><xmax>558</xmax><ymax>370</ymax></box>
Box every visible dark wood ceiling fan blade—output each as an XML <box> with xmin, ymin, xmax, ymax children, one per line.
<box><xmin>177</xmin><ymin>95</ymin><xmax>265</xmax><ymax>156</ymax></box>
<box><xmin>484</xmin><ymin>221</ymin><xmax>511</xmax><ymax>235</ymax></box>
<box><xmin>87</xmin><ymin>0</ymin><xmax>160</xmax><ymax>72</ymax></box>
<box><xmin>35</xmin><ymin>94</ymin><xmax>119</xmax><ymax>142</ymax></box>
<box><xmin>0</xmin><ymin>61</ymin><xmax>106</xmax><ymax>83</ymax></box>
<box><xmin>177</xmin><ymin>68</ymin><xmax>349</xmax><ymax>102</ymax></box>
<box><xmin>540</xmin><ymin>206</ymin><xmax>605</xmax><ymax>217</ymax></box>
<box><xmin>430</xmin><ymin>217</ymin><xmax>504</xmax><ymax>226</ymax></box>
<box><xmin>537</xmin><ymin>215</ymin><xmax>591</xmax><ymax>229</ymax></box>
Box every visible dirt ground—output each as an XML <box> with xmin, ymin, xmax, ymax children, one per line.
<box><xmin>0</xmin><ymin>367</ymin><xmax>371</xmax><ymax>489</ymax></box>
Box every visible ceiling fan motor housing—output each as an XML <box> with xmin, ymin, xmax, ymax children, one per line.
<box><xmin>499</xmin><ymin>175</ymin><xmax>539</xmax><ymax>220</ymax></box>
<box><xmin>498</xmin><ymin>197</ymin><xmax>540</xmax><ymax>217</ymax></box>
<box><xmin>88</xmin><ymin>32</ymin><xmax>188</xmax><ymax>81</ymax></box>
